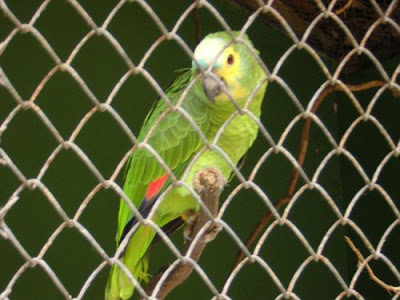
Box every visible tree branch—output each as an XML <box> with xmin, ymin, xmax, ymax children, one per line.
<box><xmin>144</xmin><ymin>167</ymin><xmax>225</xmax><ymax>299</ymax></box>
<box><xmin>345</xmin><ymin>236</ymin><xmax>400</xmax><ymax>294</ymax></box>
<box><xmin>193</xmin><ymin>0</ymin><xmax>202</xmax><ymax>46</ymax></box>
<box><xmin>233</xmin><ymin>80</ymin><xmax>399</xmax><ymax>269</ymax></box>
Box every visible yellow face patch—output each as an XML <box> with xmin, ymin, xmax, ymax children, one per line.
<box><xmin>213</xmin><ymin>48</ymin><xmax>250</xmax><ymax>104</ymax></box>
<box><xmin>192</xmin><ymin>36</ymin><xmax>255</xmax><ymax>105</ymax></box>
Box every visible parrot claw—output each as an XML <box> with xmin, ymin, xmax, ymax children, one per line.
<box><xmin>183</xmin><ymin>225</ymin><xmax>193</xmax><ymax>242</ymax></box>
<box><xmin>202</xmin><ymin>222</ymin><xmax>222</xmax><ymax>243</ymax></box>
<box><xmin>184</xmin><ymin>220</ymin><xmax>222</xmax><ymax>244</ymax></box>
<box><xmin>183</xmin><ymin>211</ymin><xmax>198</xmax><ymax>242</ymax></box>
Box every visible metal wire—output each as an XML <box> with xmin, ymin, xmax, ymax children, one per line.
<box><xmin>1</xmin><ymin>0</ymin><xmax>399</xmax><ymax>299</ymax></box>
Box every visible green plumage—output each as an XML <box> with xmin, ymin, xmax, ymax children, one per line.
<box><xmin>106</xmin><ymin>31</ymin><xmax>267</xmax><ymax>299</ymax></box>
<box><xmin>116</xmin><ymin>70</ymin><xmax>209</xmax><ymax>243</ymax></box>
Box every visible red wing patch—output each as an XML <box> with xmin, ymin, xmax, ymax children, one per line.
<box><xmin>145</xmin><ymin>173</ymin><xmax>169</xmax><ymax>201</ymax></box>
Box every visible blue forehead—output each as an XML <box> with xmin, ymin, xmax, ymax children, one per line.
<box><xmin>191</xmin><ymin>58</ymin><xmax>222</xmax><ymax>70</ymax></box>
<box><xmin>192</xmin><ymin>36</ymin><xmax>225</xmax><ymax>70</ymax></box>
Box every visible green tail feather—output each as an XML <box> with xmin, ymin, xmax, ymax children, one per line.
<box><xmin>105</xmin><ymin>254</ymin><xmax>149</xmax><ymax>300</ymax></box>
<box><xmin>105</xmin><ymin>224</ymin><xmax>156</xmax><ymax>300</ymax></box>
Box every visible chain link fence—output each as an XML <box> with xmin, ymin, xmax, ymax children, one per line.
<box><xmin>1</xmin><ymin>0</ymin><xmax>400</xmax><ymax>299</ymax></box>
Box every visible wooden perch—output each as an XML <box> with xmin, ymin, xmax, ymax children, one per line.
<box><xmin>144</xmin><ymin>167</ymin><xmax>225</xmax><ymax>299</ymax></box>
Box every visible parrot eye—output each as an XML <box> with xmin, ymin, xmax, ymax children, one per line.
<box><xmin>227</xmin><ymin>54</ymin><xmax>234</xmax><ymax>65</ymax></box>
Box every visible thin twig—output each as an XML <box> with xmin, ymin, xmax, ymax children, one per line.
<box><xmin>193</xmin><ymin>0</ymin><xmax>202</xmax><ymax>46</ymax></box>
<box><xmin>144</xmin><ymin>167</ymin><xmax>225</xmax><ymax>299</ymax></box>
<box><xmin>335</xmin><ymin>0</ymin><xmax>353</xmax><ymax>16</ymax></box>
<box><xmin>233</xmin><ymin>80</ymin><xmax>397</xmax><ymax>268</ymax></box>
<box><xmin>345</xmin><ymin>236</ymin><xmax>400</xmax><ymax>294</ymax></box>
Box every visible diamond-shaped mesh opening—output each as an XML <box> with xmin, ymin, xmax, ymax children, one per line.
<box><xmin>2</xmin><ymin>109</ymin><xmax>58</xmax><ymax>177</ymax></box>
<box><xmin>4</xmin><ymin>188</ymin><xmax>64</xmax><ymax>255</ymax></box>
<box><xmin>41</xmin><ymin>149</ymin><xmax>101</xmax><ymax>215</ymax></box>
<box><xmin>1</xmin><ymin>0</ymin><xmax>400</xmax><ymax>299</ymax></box>
<box><xmin>45</xmin><ymin>227</ymin><xmax>107</xmax><ymax>295</ymax></box>
<box><xmin>71</xmin><ymin>35</ymin><xmax>128</xmax><ymax>101</ymax></box>
<box><xmin>0</xmin><ymin>33</ymin><xmax>55</xmax><ymax>99</ymax></box>
<box><xmin>34</xmin><ymin>71</ymin><xmax>94</xmax><ymax>137</ymax></box>
<box><xmin>34</xmin><ymin>0</ymin><xmax>91</xmax><ymax>60</ymax></box>
<box><xmin>9</xmin><ymin>266</ymin><xmax>67</xmax><ymax>299</ymax></box>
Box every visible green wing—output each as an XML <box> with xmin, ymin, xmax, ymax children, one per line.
<box><xmin>116</xmin><ymin>70</ymin><xmax>209</xmax><ymax>243</ymax></box>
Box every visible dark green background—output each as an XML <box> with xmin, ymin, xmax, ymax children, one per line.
<box><xmin>1</xmin><ymin>1</ymin><xmax>399</xmax><ymax>299</ymax></box>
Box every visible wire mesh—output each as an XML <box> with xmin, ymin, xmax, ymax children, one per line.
<box><xmin>1</xmin><ymin>0</ymin><xmax>400</xmax><ymax>299</ymax></box>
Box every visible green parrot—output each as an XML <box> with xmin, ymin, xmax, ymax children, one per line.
<box><xmin>105</xmin><ymin>31</ymin><xmax>267</xmax><ymax>300</ymax></box>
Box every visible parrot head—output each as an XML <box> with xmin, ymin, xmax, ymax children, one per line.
<box><xmin>191</xmin><ymin>31</ymin><xmax>266</xmax><ymax>107</ymax></box>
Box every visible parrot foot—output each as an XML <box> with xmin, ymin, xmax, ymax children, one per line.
<box><xmin>183</xmin><ymin>226</ymin><xmax>193</xmax><ymax>242</ymax></box>
<box><xmin>183</xmin><ymin>210</ymin><xmax>198</xmax><ymax>242</ymax></box>
<box><xmin>184</xmin><ymin>218</ymin><xmax>222</xmax><ymax>244</ymax></box>
<box><xmin>202</xmin><ymin>222</ymin><xmax>222</xmax><ymax>243</ymax></box>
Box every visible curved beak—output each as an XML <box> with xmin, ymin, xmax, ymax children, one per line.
<box><xmin>202</xmin><ymin>72</ymin><xmax>224</xmax><ymax>103</ymax></box>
